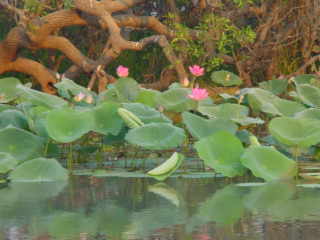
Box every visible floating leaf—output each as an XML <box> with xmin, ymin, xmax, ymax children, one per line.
<box><xmin>247</xmin><ymin>88</ymin><xmax>305</xmax><ymax>116</ymax></box>
<box><xmin>182</xmin><ymin>112</ymin><xmax>237</xmax><ymax>140</ymax></box>
<box><xmin>0</xmin><ymin>152</ymin><xmax>18</xmax><ymax>174</ymax></box>
<box><xmin>269</xmin><ymin>117</ymin><xmax>320</xmax><ymax>148</ymax></box>
<box><xmin>0</xmin><ymin>126</ymin><xmax>43</xmax><ymax>162</ymax></box>
<box><xmin>294</xmin><ymin>74</ymin><xmax>317</xmax><ymax>85</ymax></box>
<box><xmin>240</xmin><ymin>146</ymin><xmax>297</xmax><ymax>181</ymax></box>
<box><xmin>156</xmin><ymin>88</ymin><xmax>196</xmax><ymax>112</ymax></box>
<box><xmin>295</xmin><ymin>83</ymin><xmax>320</xmax><ymax>107</ymax></box>
<box><xmin>0</xmin><ymin>77</ymin><xmax>22</xmax><ymax>103</ymax></box>
<box><xmin>195</xmin><ymin>131</ymin><xmax>246</xmax><ymax>177</ymax></box>
<box><xmin>295</xmin><ymin>108</ymin><xmax>320</xmax><ymax>120</ymax></box>
<box><xmin>0</xmin><ymin>110</ymin><xmax>29</xmax><ymax>130</ymax></box>
<box><xmin>9</xmin><ymin>157</ymin><xmax>68</xmax><ymax>182</ymax></box>
<box><xmin>125</xmin><ymin>123</ymin><xmax>185</xmax><ymax>150</ymax></box>
<box><xmin>91</xmin><ymin>102</ymin><xmax>123</xmax><ymax>135</ymax></box>
<box><xmin>114</xmin><ymin>77</ymin><xmax>140</xmax><ymax>102</ymax></box>
<box><xmin>46</xmin><ymin>108</ymin><xmax>94</xmax><ymax>143</ymax></box>
<box><xmin>0</xmin><ymin>104</ymin><xmax>16</xmax><ymax>113</ymax></box>
<box><xmin>211</xmin><ymin>70</ymin><xmax>242</xmax><ymax>87</ymax></box>
<box><xmin>17</xmin><ymin>85</ymin><xmax>68</xmax><ymax>109</ymax></box>
<box><xmin>55</xmin><ymin>77</ymin><xmax>96</xmax><ymax>100</ymax></box>
<box><xmin>135</xmin><ymin>88</ymin><xmax>160</xmax><ymax>107</ymax></box>
<box><xmin>123</xmin><ymin>103</ymin><xmax>171</xmax><ymax>124</ymax></box>
<box><xmin>259</xmin><ymin>79</ymin><xmax>288</xmax><ymax>95</ymax></box>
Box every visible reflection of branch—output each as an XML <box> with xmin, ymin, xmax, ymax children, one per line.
<box><xmin>0</xmin><ymin>1</ymin><xmax>27</xmax><ymax>25</ymax></box>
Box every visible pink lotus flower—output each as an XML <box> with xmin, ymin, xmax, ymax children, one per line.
<box><xmin>188</xmin><ymin>88</ymin><xmax>209</xmax><ymax>101</ymax></box>
<box><xmin>116</xmin><ymin>65</ymin><xmax>129</xmax><ymax>77</ymax></box>
<box><xmin>189</xmin><ymin>65</ymin><xmax>204</xmax><ymax>77</ymax></box>
<box><xmin>74</xmin><ymin>92</ymin><xmax>86</xmax><ymax>102</ymax></box>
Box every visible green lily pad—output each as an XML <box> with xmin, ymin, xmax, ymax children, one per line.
<box><xmin>269</xmin><ymin>117</ymin><xmax>320</xmax><ymax>148</ymax></box>
<box><xmin>259</xmin><ymin>78</ymin><xmax>288</xmax><ymax>95</ymax></box>
<box><xmin>0</xmin><ymin>110</ymin><xmax>29</xmax><ymax>130</ymax></box>
<box><xmin>114</xmin><ymin>77</ymin><xmax>140</xmax><ymax>102</ymax></box>
<box><xmin>211</xmin><ymin>70</ymin><xmax>242</xmax><ymax>87</ymax></box>
<box><xmin>295</xmin><ymin>108</ymin><xmax>320</xmax><ymax>120</ymax></box>
<box><xmin>125</xmin><ymin>123</ymin><xmax>186</xmax><ymax>150</ymax></box>
<box><xmin>17</xmin><ymin>85</ymin><xmax>68</xmax><ymax>109</ymax></box>
<box><xmin>0</xmin><ymin>126</ymin><xmax>44</xmax><ymax>162</ymax></box>
<box><xmin>156</xmin><ymin>88</ymin><xmax>197</xmax><ymax>112</ymax></box>
<box><xmin>46</xmin><ymin>108</ymin><xmax>94</xmax><ymax>143</ymax></box>
<box><xmin>182</xmin><ymin>111</ymin><xmax>238</xmax><ymax>140</ymax></box>
<box><xmin>0</xmin><ymin>77</ymin><xmax>22</xmax><ymax>103</ymax></box>
<box><xmin>91</xmin><ymin>102</ymin><xmax>123</xmax><ymax>135</ymax></box>
<box><xmin>0</xmin><ymin>152</ymin><xmax>18</xmax><ymax>174</ymax></box>
<box><xmin>295</xmin><ymin>83</ymin><xmax>320</xmax><ymax>107</ymax></box>
<box><xmin>9</xmin><ymin>157</ymin><xmax>68</xmax><ymax>182</ymax></box>
<box><xmin>195</xmin><ymin>131</ymin><xmax>246</xmax><ymax>177</ymax></box>
<box><xmin>123</xmin><ymin>103</ymin><xmax>171</xmax><ymax>124</ymax></box>
<box><xmin>135</xmin><ymin>88</ymin><xmax>161</xmax><ymax>108</ymax></box>
<box><xmin>240</xmin><ymin>146</ymin><xmax>297</xmax><ymax>181</ymax></box>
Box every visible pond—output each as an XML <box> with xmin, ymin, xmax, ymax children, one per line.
<box><xmin>1</xmin><ymin>176</ymin><xmax>320</xmax><ymax>240</ymax></box>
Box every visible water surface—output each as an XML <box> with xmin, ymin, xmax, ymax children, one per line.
<box><xmin>1</xmin><ymin>176</ymin><xmax>320</xmax><ymax>240</ymax></box>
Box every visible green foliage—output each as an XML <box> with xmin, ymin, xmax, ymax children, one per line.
<box><xmin>211</xmin><ymin>70</ymin><xmax>242</xmax><ymax>87</ymax></box>
<box><xmin>9</xmin><ymin>157</ymin><xmax>68</xmax><ymax>182</ymax></box>
<box><xmin>195</xmin><ymin>131</ymin><xmax>246</xmax><ymax>177</ymax></box>
<box><xmin>240</xmin><ymin>146</ymin><xmax>297</xmax><ymax>181</ymax></box>
<box><xmin>0</xmin><ymin>77</ymin><xmax>22</xmax><ymax>103</ymax></box>
<box><xmin>0</xmin><ymin>152</ymin><xmax>18</xmax><ymax>174</ymax></box>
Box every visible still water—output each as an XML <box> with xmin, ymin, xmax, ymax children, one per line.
<box><xmin>1</xmin><ymin>176</ymin><xmax>320</xmax><ymax>240</ymax></box>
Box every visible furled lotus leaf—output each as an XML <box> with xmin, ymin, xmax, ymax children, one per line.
<box><xmin>195</xmin><ymin>131</ymin><xmax>246</xmax><ymax>177</ymax></box>
<box><xmin>9</xmin><ymin>157</ymin><xmax>68</xmax><ymax>182</ymax></box>
<box><xmin>182</xmin><ymin>111</ymin><xmax>237</xmax><ymax>140</ymax></box>
<box><xmin>0</xmin><ymin>126</ymin><xmax>44</xmax><ymax>162</ymax></box>
<box><xmin>211</xmin><ymin>70</ymin><xmax>242</xmax><ymax>87</ymax></box>
<box><xmin>125</xmin><ymin>123</ymin><xmax>185</xmax><ymax>150</ymax></box>
<box><xmin>241</xmin><ymin>146</ymin><xmax>297</xmax><ymax>181</ymax></box>
<box><xmin>46</xmin><ymin>108</ymin><xmax>94</xmax><ymax>143</ymax></box>
<box><xmin>269</xmin><ymin>117</ymin><xmax>320</xmax><ymax>148</ymax></box>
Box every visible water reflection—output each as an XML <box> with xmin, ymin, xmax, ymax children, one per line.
<box><xmin>1</xmin><ymin>177</ymin><xmax>320</xmax><ymax>239</ymax></box>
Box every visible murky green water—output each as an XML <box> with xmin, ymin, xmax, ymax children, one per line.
<box><xmin>1</xmin><ymin>176</ymin><xmax>320</xmax><ymax>240</ymax></box>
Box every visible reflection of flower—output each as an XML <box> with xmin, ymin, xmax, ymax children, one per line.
<box><xmin>189</xmin><ymin>65</ymin><xmax>204</xmax><ymax>77</ymax></box>
<box><xmin>74</xmin><ymin>92</ymin><xmax>86</xmax><ymax>102</ymax></box>
<box><xmin>188</xmin><ymin>88</ymin><xmax>209</xmax><ymax>101</ymax></box>
<box><xmin>116</xmin><ymin>65</ymin><xmax>129</xmax><ymax>77</ymax></box>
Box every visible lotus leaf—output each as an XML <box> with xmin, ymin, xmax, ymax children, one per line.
<box><xmin>195</xmin><ymin>131</ymin><xmax>246</xmax><ymax>177</ymax></box>
<box><xmin>295</xmin><ymin>108</ymin><xmax>320</xmax><ymax>120</ymax></box>
<box><xmin>0</xmin><ymin>126</ymin><xmax>44</xmax><ymax>162</ymax></box>
<box><xmin>91</xmin><ymin>102</ymin><xmax>123</xmax><ymax>135</ymax></box>
<box><xmin>135</xmin><ymin>88</ymin><xmax>160</xmax><ymax>107</ymax></box>
<box><xmin>17</xmin><ymin>85</ymin><xmax>68</xmax><ymax>109</ymax></box>
<box><xmin>46</xmin><ymin>108</ymin><xmax>94</xmax><ymax>143</ymax></box>
<box><xmin>0</xmin><ymin>77</ymin><xmax>22</xmax><ymax>103</ymax></box>
<box><xmin>240</xmin><ymin>146</ymin><xmax>297</xmax><ymax>181</ymax></box>
<box><xmin>123</xmin><ymin>103</ymin><xmax>171</xmax><ymax>124</ymax></box>
<box><xmin>269</xmin><ymin>117</ymin><xmax>320</xmax><ymax>147</ymax></box>
<box><xmin>294</xmin><ymin>74</ymin><xmax>318</xmax><ymax>85</ymax></box>
<box><xmin>295</xmin><ymin>83</ymin><xmax>320</xmax><ymax>107</ymax></box>
<box><xmin>9</xmin><ymin>158</ymin><xmax>68</xmax><ymax>182</ymax></box>
<box><xmin>211</xmin><ymin>70</ymin><xmax>242</xmax><ymax>86</ymax></box>
<box><xmin>0</xmin><ymin>104</ymin><xmax>16</xmax><ymax>113</ymax></box>
<box><xmin>0</xmin><ymin>110</ymin><xmax>29</xmax><ymax>130</ymax></box>
<box><xmin>114</xmin><ymin>77</ymin><xmax>140</xmax><ymax>102</ymax></box>
<box><xmin>0</xmin><ymin>152</ymin><xmax>18</xmax><ymax>174</ymax></box>
<box><xmin>182</xmin><ymin>112</ymin><xmax>237</xmax><ymax>140</ymax></box>
<box><xmin>156</xmin><ymin>88</ymin><xmax>197</xmax><ymax>112</ymax></box>
<box><xmin>259</xmin><ymin>78</ymin><xmax>288</xmax><ymax>95</ymax></box>
<box><xmin>55</xmin><ymin>78</ymin><xmax>96</xmax><ymax>100</ymax></box>
<box><xmin>247</xmin><ymin>88</ymin><xmax>305</xmax><ymax>116</ymax></box>
<box><xmin>125</xmin><ymin>123</ymin><xmax>185</xmax><ymax>150</ymax></box>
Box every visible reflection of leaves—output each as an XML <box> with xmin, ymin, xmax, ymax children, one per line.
<box><xmin>148</xmin><ymin>183</ymin><xmax>180</xmax><ymax>206</ymax></box>
<box><xmin>196</xmin><ymin>185</ymin><xmax>245</xmax><ymax>225</ymax></box>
